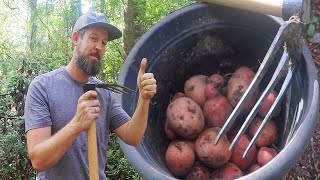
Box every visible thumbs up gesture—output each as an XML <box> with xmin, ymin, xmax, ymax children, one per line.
<box><xmin>137</xmin><ymin>58</ymin><xmax>157</xmax><ymax>100</ymax></box>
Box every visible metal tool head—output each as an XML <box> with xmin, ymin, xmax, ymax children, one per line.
<box><xmin>83</xmin><ymin>82</ymin><xmax>135</xmax><ymax>94</ymax></box>
<box><xmin>214</xmin><ymin>17</ymin><xmax>304</xmax><ymax>158</ymax></box>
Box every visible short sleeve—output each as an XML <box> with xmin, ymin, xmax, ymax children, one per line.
<box><xmin>109</xmin><ymin>94</ymin><xmax>130</xmax><ymax>131</ymax></box>
<box><xmin>24</xmin><ymin>77</ymin><xmax>52</xmax><ymax>132</ymax></box>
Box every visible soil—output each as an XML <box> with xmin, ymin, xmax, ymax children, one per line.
<box><xmin>282</xmin><ymin>1</ymin><xmax>320</xmax><ymax>179</ymax></box>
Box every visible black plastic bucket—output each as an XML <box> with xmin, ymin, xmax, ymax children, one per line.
<box><xmin>117</xmin><ymin>3</ymin><xmax>319</xmax><ymax>179</ymax></box>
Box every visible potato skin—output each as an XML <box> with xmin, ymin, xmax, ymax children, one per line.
<box><xmin>210</xmin><ymin>162</ymin><xmax>243</xmax><ymax>180</ymax></box>
<box><xmin>165</xmin><ymin>141</ymin><xmax>195</xmax><ymax>176</ymax></box>
<box><xmin>209</xmin><ymin>74</ymin><xmax>224</xmax><ymax>89</ymax></box>
<box><xmin>203</xmin><ymin>96</ymin><xmax>233</xmax><ymax>128</ymax></box>
<box><xmin>249</xmin><ymin>117</ymin><xmax>278</xmax><ymax>147</ymax></box>
<box><xmin>164</xmin><ymin>119</ymin><xmax>179</xmax><ymax>140</ymax></box>
<box><xmin>230</xmin><ymin>134</ymin><xmax>257</xmax><ymax>170</ymax></box>
<box><xmin>172</xmin><ymin>92</ymin><xmax>186</xmax><ymax>102</ymax></box>
<box><xmin>229</xmin><ymin>66</ymin><xmax>255</xmax><ymax>81</ymax></box>
<box><xmin>195</xmin><ymin>127</ymin><xmax>231</xmax><ymax>168</ymax></box>
<box><xmin>186</xmin><ymin>161</ymin><xmax>210</xmax><ymax>180</ymax></box>
<box><xmin>257</xmin><ymin>147</ymin><xmax>278</xmax><ymax>166</ymax></box>
<box><xmin>186</xmin><ymin>140</ymin><xmax>195</xmax><ymax>152</ymax></box>
<box><xmin>166</xmin><ymin>97</ymin><xmax>205</xmax><ymax>139</ymax></box>
<box><xmin>227</xmin><ymin>67</ymin><xmax>259</xmax><ymax>115</ymax></box>
<box><xmin>258</xmin><ymin>90</ymin><xmax>281</xmax><ymax>117</ymax></box>
<box><xmin>205</xmin><ymin>83</ymin><xmax>220</xmax><ymax>99</ymax></box>
<box><xmin>227</xmin><ymin>126</ymin><xmax>240</xmax><ymax>142</ymax></box>
<box><xmin>184</xmin><ymin>75</ymin><xmax>209</xmax><ymax>107</ymax></box>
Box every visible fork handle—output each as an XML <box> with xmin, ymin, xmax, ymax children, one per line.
<box><xmin>88</xmin><ymin>121</ymin><xmax>98</xmax><ymax>180</ymax></box>
<box><xmin>196</xmin><ymin>0</ymin><xmax>310</xmax><ymax>23</ymax></box>
<box><xmin>83</xmin><ymin>84</ymin><xmax>99</xmax><ymax>180</ymax></box>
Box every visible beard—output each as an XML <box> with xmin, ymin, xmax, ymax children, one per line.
<box><xmin>75</xmin><ymin>49</ymin><xmax>102</xmax><ymax>76</ymax></box>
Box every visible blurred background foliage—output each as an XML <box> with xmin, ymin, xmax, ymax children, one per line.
<box><xmin>0</xmin><ymin>0</ymin><xmax>192</xmax><ymax>179</ymax></box>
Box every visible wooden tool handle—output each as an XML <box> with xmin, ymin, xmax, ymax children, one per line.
<box><xmin>88</xmin><ymin>121</ymin><xmax>98</xmax><ymax>180</ymax></box>
<box><xmin>196</xmin><ymin>0</ymin><xmax>283</xmax><ymax>17</ymax></box>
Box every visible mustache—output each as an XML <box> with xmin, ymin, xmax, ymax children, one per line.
<box><xmin>90</xmin><ymin>51</ymin><xmax>101</xmax><ymax>60</ymax></box>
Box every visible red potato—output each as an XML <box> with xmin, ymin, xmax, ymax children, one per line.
<box><xmin>164</xmin><ymin>119</ymin><xmax>179</xmax><ymax>140</ymax></box>
<box><xmin>186</xmin><ymin>140</ymin><xmax>195</xmax><ymax>152</ymax></box>
<box><xmin>205</xmin><ymin>83</ymin><xmax>220</xmax><ymax>99</ymax></box>
<box><xmin>258</xmin><ymin>90</ymin><xmax>281</xmax><ymax>117</ymax></box>
<box><xmin>210</xmin><ymin>162</ymin><xmax>243</xmax><ymax>180</ymax></box>
<box><xmin>195</xmin><ymin>127</ymin><xmax>231</xmax><ymax>168</ymax></box>
<box><xmin>203</xmin><ymin>95</ymin><xmax>233</xmax><ymax>128</ymax></box>
<box><xmin>205</xmin><ymin>74</ymin><xmax>224</xmax><ymax>99</ymax></box>
<box><xmin>209</xmin><ymin>74</ymin><xmax>224</xmax><ymax>89</ymax></box>
<box><xmin>172</xmin><ymin>92</ymin><xmax>186</xmax><ymax>102</ymax></box>
<box><xmin>227</xmin><ymin>126</ymin><xmax>240</xmax><ymax>142</ymax></box>
<box><xmin>186</xmin><ymin>161</ymin><xmax>210</xmax><ymax>180</ymax></box>
<box><xmin>230</xmin><ymin>134</ymin><xmax>257</xmax><ymax>170</ymax></box>
<box><xmin>166</xmin><ymin>97</ymin><xmax>205</xmax><ymax>139</ymax></box>
<box><xmin>165</xmin><ymin>141</ymin><xmax>195</xmax><ymax>176</ymax></box>
<box><xmin>247</xmin><ymin>164</ymin><xmax>261</xmax><ymax>174</ymax></box>
<box><xmin>227</xmin><ymin>67</ymin><xmax>260</xmax><ymax>115</ymax></box>
<box><xmin>249</xmin><ymin>117</ymin><xmax>278</xmax><ymax>147</ymax></box>
<box><xmin>184</xmin><ymin>75</ymin><xmax>209</xmax><ymax>107</ymax></box>
<box><xmin>257</xmin><ymin>147</ymin><xmax>278</xmax><ymax>166</ymax></box>
<box><xmin>229</xmin><ymin>66</ymin><xmax>256</xmax><ymax>82</ymax></box>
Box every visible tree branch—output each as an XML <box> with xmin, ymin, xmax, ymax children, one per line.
<box><xmin>2</xmin><ymin>0</ymin><xmax>18</xmax><ymax>10</ymax></box>
<box><xmin>0</xmin><ymin>52</ymin><xmax>15</xmax><ymax>61</ymax></box>
<box><xmin>111</xmin><ymin>41</ymin><xmax>125</xmax><ymax>61</ymax></box>
<box><xmin>24</xmin><ymin>0</ymin><xmax>52</xmax><ymax>38</ymax></box>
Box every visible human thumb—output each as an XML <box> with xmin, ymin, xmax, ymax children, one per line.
<box><xmin>138</xmin><ymin>58</ymin><xmax>147</xmax><ymax>76</ymax></box>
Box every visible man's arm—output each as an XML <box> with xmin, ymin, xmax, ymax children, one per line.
<box><xmin>114</xmin><ymin>58</ymin><xmax>157</xmax><ymax>146</ymax></box>
<box><xmin>26</xmin><ymin>91</ymin><xmax>100</xmax><ymax>172</ymax></box>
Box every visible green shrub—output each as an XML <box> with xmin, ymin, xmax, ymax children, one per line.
<box><xmin>0</xmin><ymin>117</ymin><xmax>35</xmax><ymax>179</ymax></box>
<box><xmin>106</xmin><ymin>133</ymin><xmax>142</xmax><ymax>180</ymax></box>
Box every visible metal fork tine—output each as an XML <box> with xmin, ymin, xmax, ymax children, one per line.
<box><xmin>214</xmin><ymin>22</ymin><xmax>290</xmax><ymax>145</ymax></box>
<box><xmin>243</xmin><ymin>62</ymin><xmax>294</xmax><ymax>158</ymax></box>
<box><xmin>106</xmin><ymin>83</ymin><xmax>135</xmax><ymax>92</ymax></box>
<box><xmin>96</xmin><ymin>83</ymin><xmax>135</xmax><ymax>94</ymax></box>
<box><xmin>107</xmin><ymin>86</ymin><xmax>132</xmax><ymax>94</ymax></box>
<box><xmin>229</xmin><ymin>50</ymin><xmax>290</xmax><ymax>151</ymax></box>
<box><xmin>106</xmin><ymin>86</ymin><xmax>128</xmax><ymax>94</ymax></box>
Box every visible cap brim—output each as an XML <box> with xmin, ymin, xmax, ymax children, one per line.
<box><xmin>81</xmin><ymin>22</ymin><xmax>122</xmax><ymax>41</ymax></box>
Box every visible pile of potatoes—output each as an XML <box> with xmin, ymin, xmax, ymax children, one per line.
<box><xmin>164</xmin><ymin>66</ymin><xmax>281</xmax><ymax>179</ymax></box>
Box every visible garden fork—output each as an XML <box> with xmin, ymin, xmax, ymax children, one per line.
<box><xmin>83</xmin><ymin>83</ymin><xmax>134</xmax><ymax>180</ymax></box>
<box><xmin>195</xmin><ymin>0</ymin><xmax>307</xmax><ymax>157</ymax></box>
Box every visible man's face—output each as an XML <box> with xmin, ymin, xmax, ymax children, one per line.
<box><xmin>74</xmin><ymin>27</ymin><xmax>108</xmax><ymax>76</ymax></box>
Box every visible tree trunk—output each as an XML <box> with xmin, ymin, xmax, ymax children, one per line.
<box><xmin>123</xmin><ymin>0</ymin><xmax>146</xmax><ymax>60</ymax></box>
<box><xmin>77</xmin><ymin>0</ymin><xmax>82</xmax><ymax>16</ymax></box>
<box><xmin>29</xmin><ymin>0</ymin><xmax>37</xmax><ymax>52</ymax></box>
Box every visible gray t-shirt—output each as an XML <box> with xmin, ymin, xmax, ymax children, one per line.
<box><xmin>24</xmin><ymin>67</ymin><xmax>130</xmax><ymax>180</ymax></box>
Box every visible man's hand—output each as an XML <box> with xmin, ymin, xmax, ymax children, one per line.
<box><xmin>137</xmin><ymin>58</ymin><xmax>157</xmax><ymax>100</ymax></box>
<box><xmin>114</xmin><ymin>58</ymin><xmax>157</xmax><ymax>146</ymax></box>
<box><xmin>26</xmin><ymin>90</ymin><xmax>100</xmax><ymax>172</ymax></box>
<box><xmin>71</xmin><ymin>91</ymin><xmax>100</xmax><ymax>132</ymax></box>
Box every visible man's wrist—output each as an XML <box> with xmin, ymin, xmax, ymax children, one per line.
<box><xmin>66</xmin><ymin>119</ymin><xmax>82</xmax><ymax>135</ymax></box>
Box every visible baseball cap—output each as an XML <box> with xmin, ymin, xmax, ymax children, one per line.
<box><xmin>73</xmin><ymin>12</ymin><xmax>122</xmax><ymax>41</ymax></box>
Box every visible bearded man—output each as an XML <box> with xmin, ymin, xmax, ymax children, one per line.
<box><xmin>24</xmin><ymin>12</ymin><xmax>157</xmax><ymax>180</ymax></box>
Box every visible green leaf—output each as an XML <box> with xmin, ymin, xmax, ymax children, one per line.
<box><xmin>310</xmin><ymin>16</ymin><xmax>319</xmax><ymax>24</ymax></box>
<box><xmin>307</xmin><ymin>23</ymin><xmax>316</xmax><ymax>37</ymax></box>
